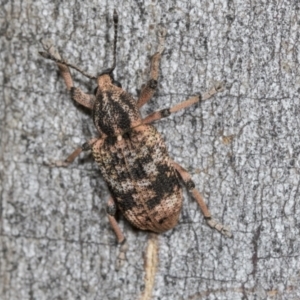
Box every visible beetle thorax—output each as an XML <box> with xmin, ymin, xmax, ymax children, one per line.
<box><xmin>93</xmin><ymin>78</ymin><xmax>141</xmax><ymax>137</ymax></box>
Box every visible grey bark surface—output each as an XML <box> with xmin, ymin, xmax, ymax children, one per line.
<box><xmin>1</xmin><ymin>0</ymin><xmax>300</xmax><ymax>299</ymax></box>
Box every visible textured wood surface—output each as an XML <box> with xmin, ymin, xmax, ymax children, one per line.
<box><xmin>1</xmin><ymin>1</ymin><xmax>300</xmax><ymax>299</ymax></box>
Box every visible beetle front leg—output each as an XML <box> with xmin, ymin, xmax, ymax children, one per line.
<box><xmin>70</xmin><ymin>87</ymin><xmax>95</xmax><ymax>109</ymax></box>
<box><xmin>40</xmin><ymin>40</ymin><xmax>74</xmax><ymax>90</ymax></box>
<box><xmin>40</xmin><ymin>40</ymin><xmax>95</xmax><ymax>109</ymax></box>
<box><xmin>137</xmin><ymin>29</ymin><xmax>166</xmax><ymax>108</ymax></box>
<box><xmin>137</xmin><ymin>52</ymin><xmax>161</xmax><ymax>108</ymax></box>
<box><xmin>171</xmin><ymin>160</ymin><xmax>232</xmax><ymax>238</ymax></box>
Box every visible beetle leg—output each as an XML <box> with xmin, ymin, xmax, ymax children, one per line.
<box><xmin>142</xmin><ymin>83</ymin><xmax>224</xmax><ymax>124</ymax></box>
<box><xmin>47</xmin><ymin>138</ymin><xmax>98</xmax><ymax>167</ymax></box>
<box><xmin>137</xmin><ymin>29</ymin><xmax>166</xmax><ymax>108</ymax></box>
<box><xmin>41</xmin><ymin>39</ymin><xmax>74</xmax><ymax>90</ymax></box>
<box><xmin>70</xmin><ymin>87</ymin><xmax>95</xmax><ymax>109</ymax></box>
<box><xmin>106</xmin><ymin>197</ymin><xmax>126</xmax><ymax>244</ymax></box>
<box><xmin>40</xmin><ymin>40</ymin><xmax>95</xmax><ymax>109</ymax></box>
<box><xmin>171</xmin><ymin>160</ymin><xmax>232</xmax><ymax>238</ymax></box>
<box><xmin>106</xmin><ymin>197</ymin><xmax>128</xmax><ymax>270</ymax></box>
<box><xmin>137</xmin><ymin>52</ymin><xmax>161</xmax><ymax>108</ymax></box>
<box><xmin>56</xmin><ymin>62</ymin><xmax>73</xmax><ymax>90</ymax></box>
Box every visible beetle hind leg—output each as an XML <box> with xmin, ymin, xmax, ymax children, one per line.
<box><xmin>106</xmin><ymin>197</ymin><xmax>128</xmax><ymax>270</ymax></box>
<box><xmin>106</xmin><ymin>197</ymin><xmax>126</xmax><ymax>244</ymax></box>
<box><xmin>171</xmin><ymin>160</ymin><xmax>232</xmax><ymax>238</ymax></box>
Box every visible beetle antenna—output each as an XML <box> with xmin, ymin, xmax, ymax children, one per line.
<box><xmin>110</xmin><ymin>9</ymin><xmax>118</xmax><ymax>73</ymax></box>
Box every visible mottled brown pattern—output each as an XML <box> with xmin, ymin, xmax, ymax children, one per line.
<box><xmin>40</xmin><ymin>11</ymin><xmax>232</xmax><ymax>245</ymax></box>
<box><xmin>93</xmin><ymin>75</ymin><xmax>140</xmax><ymax>137</ymax></box>
<box><xmin>71</xmin><ymin>87</ymin><xmax>95</xmax><ymax>109</ymax></box>
<box><xmin>92</xmin><ymin>124</ymin><xmax>183</xmax><ymax>233</ymax></box>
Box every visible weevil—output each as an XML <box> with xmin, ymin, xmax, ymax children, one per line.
<box><xmin>39</xmin><ymin>10</ymin><xmax>232</xmax><ymax>247</ymax></box>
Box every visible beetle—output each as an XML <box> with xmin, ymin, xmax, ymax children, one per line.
<box><xmin>39</xmin><ymin>10</ymin><xmax>232</xmax><ymax>247</ymax></box>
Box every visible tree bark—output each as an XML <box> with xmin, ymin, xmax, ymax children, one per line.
<box><xmin>1</xmin><ymin>0</ymin><xmax>300</xmax><ymax>299</ymax></box>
